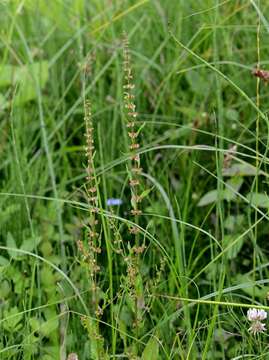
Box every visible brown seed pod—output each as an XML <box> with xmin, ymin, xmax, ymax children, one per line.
<box><xmin>131</xmin><ymin>209</ymin><xmax>142</xmax><ymax>216</ymax></box>
<box><xmin>252</xmin><ymin>68</ymin><xmax>269</xmax><ymax>82</ymax></box>
<box><xmin>130</xmin><ymin>143</ymin><xmax>140</xmax><ymax>150</ymax></box>
<box><xmin>129</xmin><ymin>179</ymin><xmax>140</xmax><ymax>186</ymax></box>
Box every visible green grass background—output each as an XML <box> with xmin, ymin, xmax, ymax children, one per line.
<box><xmin>1</xmin><ymin>0</ymin><xmax>269</xmax><ymax>359</ymax></box>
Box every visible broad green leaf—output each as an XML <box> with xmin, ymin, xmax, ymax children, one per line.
<box><xmin>23</xmin><ymin>334</ymin><xmax>39</xmax><ymax>359</ymax></box>
<box><xmin>1</xmin><ymin>204</ymin><xmax>21</xmax><ymax>225</ymax></box>
<box><xmin>224</xmin><ymin>215</ymin><xmax>244</xmax><ymax>231</ymax></box>
<box><xmin>41</xmin><ymin>266</ymin><xmax>55</xmax><ymax>289</ymax></box>
<box><xmin>40</xmin><ymin>318</ymin><xmax>59</xmax><ymax>337</ymax></box>
<box><xmin>141</xmin><ymin>336</ymin><xmax>159</xmax><ymax>360</ymax></box>
<box><xmin>0</xmin><ymin>255</ymin><xmax>9</xmax><ymax>266</ymax></box>
<box><xmin>115</xmin><ymin>304</ymin><xmax>131</xmax><ymax>345</ymax></box>
<box><xmin>223</xmin><ymin>163</ymin><xmax>261</xmax><ymax>177</ymax></box>
<box><xmin>164</xmin><ymin>127</ymin><xmax>192</xmax><ymax>140</ymax></box>
<box><xmin>224</xmin><ymin>177</ymin><xmax>243</xmax><ymax>201</ymax></box>
<box><xmin>0</xmin><ymin>279</ymin><xmax>11</xmax><ymax>298</ymax></box>
<box><xmin>197</xmin><ymin>190</ymin><xmax>218</xmax><ymax>206</ymax></box>
<box><xmin>6</xmin><ymin>232</ymin><xmax>18</xmax><ymax>258</ymax></box>
<box><xmin>13</xmin><ymin>269</ymin><xmax>27</xmax><ymax>294</ymax></box>
<box><xmin>15</xmin><ymin>61</ymin><xmax>49</xmax><ymax>106</ymax></box>
<box><xmin>20</xmin><ymin>236</ymin><xmax>41</xmax><ymax>253</ymax></box>
<box><xmin>206</xmin><ymin>263</ymin><xmax>221</xmax><ymax>281</ymax></box>
<box><xmin>3</xmin><ymin>306</ymin><xmax>23</xmax><ymax>332</ymax></box>
<box><xmin>0</xmin><ymin>61</ymin><xmax>49</xmax><ymax>107</ymax></box>
<box><xmin>198</xmin><ymin>178</ymin><xmax>243</xmax><ymax>206</ymax></box>
<box><xmin>29</xmin><ymin>318</ymin><xmax>41</xmax><ymax>333</ymax></box>
<box><xmin>225</xmin><ymin>108</ymin><xmax>239</xmax><ymax>121</ymax></box>
<box><xmin>119</xmin><ymin>305</ymin><xmax>133</xmax><ymax>327</ymax></box>
<box><xmin>235</xmin><ymin>274</ymin><xmax>266</xmax><ymax>299</ymax></box>
<box><xmin>214</xmin><ymin>328</ymin><xmax>233</xmax><ymax>342</ymax></box>
<box><xmin>223</xmin><ymin>234</ymin><xmax>244</xmax><ymax>259</ymax></box>
<box><xmin>247</xmin><ymin>192</ymin><xmax>269</xmax><ymax>208</ymax></box>
<box><xmin>40</xmin><ymin>241</ymin><xmax>53</xmax><ymax>257</ymax></box>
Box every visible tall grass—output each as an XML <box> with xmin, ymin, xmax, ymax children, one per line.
<box><xmin>1</xmin><ymin>0</ymin><xmax>269</xmax><ymax>359</ymax></box>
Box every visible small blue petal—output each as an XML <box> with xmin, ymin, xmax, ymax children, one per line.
<box><xmin>107</xmin><ymin>198</ymin><xmax>123</xmax><ymax>206</ymax></box>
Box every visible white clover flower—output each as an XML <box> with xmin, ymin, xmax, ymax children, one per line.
<box><xmin>247</xmin><ymin>308</ymin><xmax>267</xmax><ymax>335</ymax></box>
<box><xmin>247</xmin><ymin>308</ymin><xmax>267</xmax><ymax>322</ymax></box>
<box><xmin>248</xmin><ymin>321</ymin><xmax>267</xmax><ymax>335</ymax></box>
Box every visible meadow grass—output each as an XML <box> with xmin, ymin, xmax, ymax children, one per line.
<box><xmin>1</xmin><ymin>0</ymin><xmax>269</xmax><ymax>359</ymax></box>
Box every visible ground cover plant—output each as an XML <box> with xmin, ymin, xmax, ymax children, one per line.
<box><xmin>1</xmin><ymin>0</ymin><xmax>269</xmax><ymax>359</ymax></box>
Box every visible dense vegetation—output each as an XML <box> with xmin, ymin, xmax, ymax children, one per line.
<box><xmin>1</xmin><ymin>1</ymin><xmax>269</xmax><ymax>359</ymax></box>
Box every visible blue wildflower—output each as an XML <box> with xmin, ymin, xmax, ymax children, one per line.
<box><xmin>106</xmin><ymin>198</ymin><xmax>123</xmax><ymax>206</ymax></box>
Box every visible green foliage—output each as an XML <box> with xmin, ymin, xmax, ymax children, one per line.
<box><xmin>247</xmin><ymin>192</ymin><xmax>269</xmax><ymax>208</ymax></box>
<box><xmin>186</xmin><ymin>70</ymin><xmax>213</xmax><ymax>98</ymax></box>
<box><xmin>141</xmin><ymin>336</ymin><xmax>160</xmax><ymax>360</ymax></box>
<box><xmin>81</xmin><ymin>317</ymin><xmax>109</xmax><ymax>360</ymax></box>
<box><xmin>197</xmin><ymin>176</ymin><xmax>243</xmax><ymax>206</ymax></box>
<box><xmin>1</xmin><ymin>0</ymin><xmax>269</xmax><ymax>359</ymax></box>
<box><xmin>0</xmin><ymin>61</ymin><xmax>49</xmax><ymax>107</ymax></box>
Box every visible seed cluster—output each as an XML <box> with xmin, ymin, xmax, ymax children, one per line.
<box><xmin>77</xmin><ymin>100</ymin><xmax>101</xmax><ymax>280</ymax></box>
<box><xmin>123</xmin><ymin>34</ymin><xmax>142</xmax><ymax>235</ymax></box>
<box><xmin>84</xmin><ymin>101</ymin><xmax>98</xmax><ymax>212</ymax></box>
<box><xmin>86</xmin><ymin>100</ymin><xmax>101</xmax><ymax>269</ymax></box>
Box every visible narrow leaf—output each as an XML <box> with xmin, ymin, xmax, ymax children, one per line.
<box><xmin>141</xmin><ymin>337</ymin><xmax>159</xmax><ymax>360</ymax></box>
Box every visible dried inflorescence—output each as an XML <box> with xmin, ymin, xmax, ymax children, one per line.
<box><xmin>107</xmin><ymin>215</ymin><xmax>124</xmax><ymax>255</ymax></box>
<box><xmin>248</xmin><ymin>321</ymin><xmax>266</xmax><ymax>335</ymax></box>
<box><xmin>84</xmin><ymin>101</ymin><xmax>98</xmax><ymax>211</ymax></box>
<box><xmin>123</xmin><ymin>33</ymin><xmax>144</xmax><ymax>236</ymax></box>
<box><xmin>252</xmin><ymin>67</ymin><xmax>269</xmax><ymax>82</ymax></box>
<box><xmin>77</xmin><ymin>100</ymin><xmax>101</xmax><ymax>286</ymax></box>
<box><xmin>85</xmin><ymin>102</ymin><xmax>101</xmax><ymax>249</ymax></box>
<box><xmin>122</xmin><ymin>34</ymin><xmax>147</xmax><ymax>333</ymax></box>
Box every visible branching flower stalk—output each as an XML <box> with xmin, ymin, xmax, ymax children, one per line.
<box><xmin>122</xmin><ymin>33</ymin><xmax>146</xmax><ymax>335</ymax></box>
<box><xmin>83</xmin><ymin>100</ymin><xmax>101</xmax><ymax>293</ymax></box>
<box><xmin>77</xmin><ymin>100</ymin><xmax>106</xmax><ymax>359</ymax></box>
<box><xmin>123</xmin><ymin>34</ymin><xmax>143</xmax><ymax>241</ymax></box>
